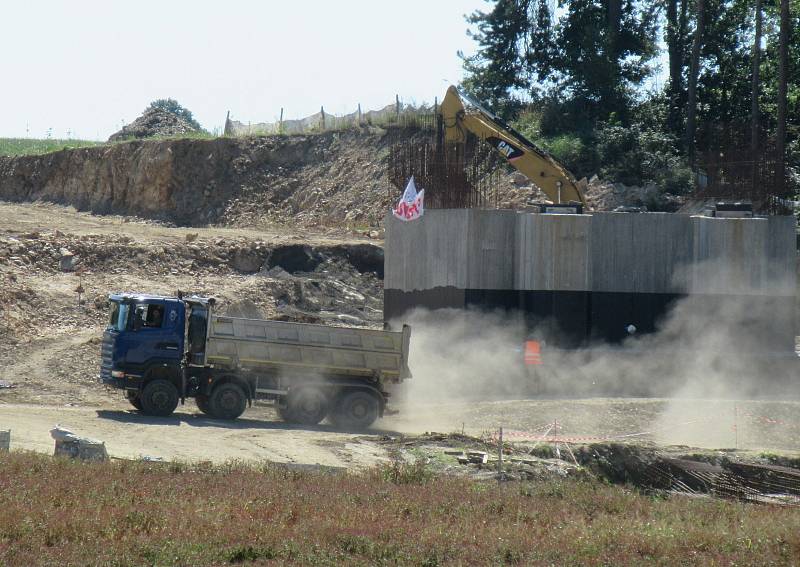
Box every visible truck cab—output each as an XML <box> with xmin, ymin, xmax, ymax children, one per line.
<box><xmin>100</xmin><ymin>294</ymin><xmax>211</xmax><ymax>416</ymax></box>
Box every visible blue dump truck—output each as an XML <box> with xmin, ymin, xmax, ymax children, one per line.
<box><xmin>100</xmin><ymin>293</ymin><xmax>412</xmax><ymax>429</ymax></box>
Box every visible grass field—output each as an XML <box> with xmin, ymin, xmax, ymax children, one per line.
<box><xmin>0</xmin><ymin>452</ymin><xmax>798</xmax><ymax>566</ymax></box>
<box><xmin>0</xmin><ymin>138</ymin><xmax>103</xmax><ymax>157</ymax></box>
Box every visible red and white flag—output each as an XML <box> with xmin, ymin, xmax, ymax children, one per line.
<box><xmin>392</xmin><ymin>176</ymin><xmax>424</xmax><ymax>221</ymax></box>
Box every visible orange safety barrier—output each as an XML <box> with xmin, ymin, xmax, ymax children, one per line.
<box><xmin>524</xmin><ymin>340</ymin><xmax>542</xmax><ymax>365</ymax></box>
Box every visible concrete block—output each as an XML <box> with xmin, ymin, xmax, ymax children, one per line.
<box><xmin>765</xmin><ymin>215</ymin><xmax>797</xmax><ymax>295</ymax></box>
<box><xmin>50</xmin><ymin>426</ymin><xmax>108</xmax><ymax>462</ymax></box>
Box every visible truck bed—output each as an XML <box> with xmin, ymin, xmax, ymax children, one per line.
<box><xmin>203</xmin><ymin>316</ymin><xmax>411</xmax><ymax>382</ymax></box>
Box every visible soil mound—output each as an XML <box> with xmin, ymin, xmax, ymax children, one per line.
<box><xmin>108</xmin><ymin>107</ymin><xmax>201</xmax><ymax>142</ymax></box>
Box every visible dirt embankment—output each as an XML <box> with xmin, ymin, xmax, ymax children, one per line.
<box><xmin>0</xmin><ymin>130</ymin><xmax>396</xmax><ymax>228</ymax></box>
<box><xmin>0</xmin><ymin>128</ymin><xmax>668</xmax><ymax>231</ymax></box>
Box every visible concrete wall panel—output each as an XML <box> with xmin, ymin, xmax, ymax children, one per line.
<box><xmin>766</xmin><ymin>215</ymin><xmax>797</xmax><ymax>295</ymax></box>
<box><xmin>631</xmin><ymin>213</ymin><xmax>694</xmax><ymax>293</ymax></box>
<box><xmin>590</xmin><ymin>212</ymin><xmax>635</xmax><ymax>293</ymax></box>
<box><xmin>385</xmin><ymin>209</ymin><xmax>470</xmax><ymax>292</ymax></box>
<box><xmin>590</xmin><ymin>212</ymin><xmax>693</xmax><ymax>294</ymax></box>
<box><xmin>691</xmin><ymin>216</ymin><xmax>770</xmax><ymax>295</ymax></box>
<box><xmin>515</xmin><ymin>213</ymin><xmax>591</xmax><ymax>291</ymax></box>
<box><xmin>466</xmin><ymin>209</ymin><xmax>516</xmax><ymax>289</ymax></box>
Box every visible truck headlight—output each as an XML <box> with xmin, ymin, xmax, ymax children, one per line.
<box><xmin>111</xmin><ymin>371</ymin><xmax>125</xmax><ymax>379</ymax></box>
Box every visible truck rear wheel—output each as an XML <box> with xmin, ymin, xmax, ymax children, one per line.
<box><xmin>209</xmin><ymin>383</ymin><xmax>247</xmax><ymax>420</ymax></box>
<box><xmin>140</xmin><ymin>379</ymin><xmax>179</xmax><ymax>417</ymax></box>
<box><xmin>195</xmin><ymin>394</ymin><xmax>211</xmax><ymax>415</ymax></box>
<box><xmin>276</xmin><ymin>402</ymin><xmax>294</xmax><ymax>422</ymax></box>
<box><xmin>330</xmin><ymin>390</ymin><xmax>380</xmax><ymax>430</ymax></box>
<box><xmin>286</xmin><ymin>387</ymin><xmax>329</xmax><ymax>425</ymax></box>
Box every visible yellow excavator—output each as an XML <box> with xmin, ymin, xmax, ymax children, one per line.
<box><xmin>439</xmin><ymin>85</ymin><xmax>586</xmax><ymax>206</ymax></box>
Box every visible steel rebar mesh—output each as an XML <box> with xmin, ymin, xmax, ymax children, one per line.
<box><xmin>387</xmin><ymin>115</ymin><xmax>504</xmax><ymax>209</ymax></box>
<box><xmin>694</xmin><ymin>122</ymin><xmax>795</xmax><ymax>214</ymax></box>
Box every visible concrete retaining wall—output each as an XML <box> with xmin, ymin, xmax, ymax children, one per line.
<box><xmin>385</xmin><ymin>210</ymin><xmax>797</xmax><ymax>298</ymax></box>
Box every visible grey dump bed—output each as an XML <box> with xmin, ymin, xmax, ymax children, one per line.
<box><xmin>204</xmin><ymin>315</ymin><xmax>412</xmax><ymax>383</ymax></box>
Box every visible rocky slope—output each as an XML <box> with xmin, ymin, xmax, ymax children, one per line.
<box><xmin>0</xmin><ymin>129</ymin><xmax>396</xmax><ymax>228</ymax></box>
<box><xmin>0</xmin><ymin>128</ymin><xmax>668</xmax><ymax>235</ymax></box>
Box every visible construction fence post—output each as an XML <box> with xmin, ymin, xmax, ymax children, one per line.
<box><xmin>498</xmin><ymin>426</ymin><xmax>503</xmax><ymax>472</ymax></box>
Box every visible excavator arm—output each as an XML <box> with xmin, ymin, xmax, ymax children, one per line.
<box><xmin>439</xmin><ymin>85</ymin><xmax>586</xmax><ymax>206</ymax></box>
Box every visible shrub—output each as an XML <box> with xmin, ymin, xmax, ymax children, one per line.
<box><xmin>512</xmin><ymin>97</ymin><xmax>693</xmax><ymax>193</ymax></box>
<box><xmin>373</xmin><ymin>458</ymin><xmax>433</xmax><ymax>485</ymax></box>
<box><xmin>595</xmin><ymin>122</ymin><xmax>692</xmax><ymax>193</ymax></box>
<box><xmin>544</xmin><ymin>133</ymin><xmax>599</xmax><ymax>177</ymax></box>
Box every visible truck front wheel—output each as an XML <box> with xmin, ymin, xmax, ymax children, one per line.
<box><xmin>209</xmin><ymin>383</ymin><xmax>247</xmax><ymax>420</ymax></box>
<box><xmin>330</xmin><ymin>390</ymin><xmax>380</xmax><ymax>430</ymax></box>
<box><xmin>140</xmin><ymin>380</ymin><xmax>179</xmax><ymax>417</ymax></box>
<box><xmin>125</xmin><ymin>390</ymin><xmax>143</xmax><ymax>411</ymax></box>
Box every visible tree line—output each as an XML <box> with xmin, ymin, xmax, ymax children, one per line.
<box><xmin>460</xmin><ymin>0</ymin><xmax>796</xmax><ymax>200</ymax></box>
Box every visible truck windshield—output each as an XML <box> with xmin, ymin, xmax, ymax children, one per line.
<box><xmin>108</xmin><ymin>302</ymin><xmax>130</xmax><ymax>332</ymax></box>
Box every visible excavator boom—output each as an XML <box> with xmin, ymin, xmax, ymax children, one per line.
<box><xmin>439</xmin><ymin>85</ymin><xmax>586</xmax><ymax>206</ymax></box>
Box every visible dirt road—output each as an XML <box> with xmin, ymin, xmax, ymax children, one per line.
<box><xmin>0</xmin><ymin>402</ymin><xmax>394</xmax><ymax>467</ymax></box>
<box><xmin>2</xmin><ymin>396</ymin><xmax>799</xmax><ymax>467</ymax></box>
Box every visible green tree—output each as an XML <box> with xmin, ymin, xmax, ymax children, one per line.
<box><xmin>775</xmin><ymin>0</ymin><xmax>791</xmax><ymax>191</ymax></box>
<box><xmin>552</xmin><ymin>0</ymin><xmax>659</xmax><ymax>123</ymax></box>
<box><xmin>665</xmin><ymin>0</ymin><xmax>690</xmax><ymax>135</ymax></box>
<box><xmin>462</xmin><ymin>0</ymin><xmax>659</xmax><ymax>126</ymax></box>
<box><xmin>460</xmin><ymin>0</ymin><xmax>552</xmax><ymax>117</ymax></box>
<box><xmin>460</xmin><ymin>0</ymin><xmax>798</xmax><ymax>196</ymax></box>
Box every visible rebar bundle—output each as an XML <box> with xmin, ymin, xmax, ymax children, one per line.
<box><xmin>388</xmin><ymin>116</ymin><xmax>504</xmax><ymax>209</ymax></box>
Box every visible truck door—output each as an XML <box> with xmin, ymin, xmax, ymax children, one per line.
<box><xmin>187</xmin><ymin>305</ymin><xmax>208</xmax><ymax>366</ymax></box>
<box><xmin>122</xmin><ymin>301</ymin><xmax>185</xmax><ymax>376</ymax></box>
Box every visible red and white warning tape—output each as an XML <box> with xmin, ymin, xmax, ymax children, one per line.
<box><xmin>741</xmin><ymin>411</ymin><xmax>800</xmax><ymax>429</ymax></box>
<box><xmin>485</xmin><ymin>407</ymin><xmax>799</xmax><ymax>445</ymax></box>
<box><xmin>489</xmin><ymin>416</ymin><xmax>717</xmax><ymax>444</ymax></box>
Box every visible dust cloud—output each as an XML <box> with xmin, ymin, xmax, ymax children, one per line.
<box><xmin>399</xmin><ymin>308</ymin><xmax>528</xmax><ymax>402</ymax></box>
<box><xmin>391</xmin><ymin>260</ymin><xmax>798</xmax><ymax>448</ymax></box>
<box><xmin>388</xmin><ymin>308</ymin><xmax>530</xmax><ymax>433</ymax></box>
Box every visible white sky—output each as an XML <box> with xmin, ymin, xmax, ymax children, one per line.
<box><xmin>0</xmin><ymin>0</ymin><xmax>488</xmax><ymax>140</ymax></box>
